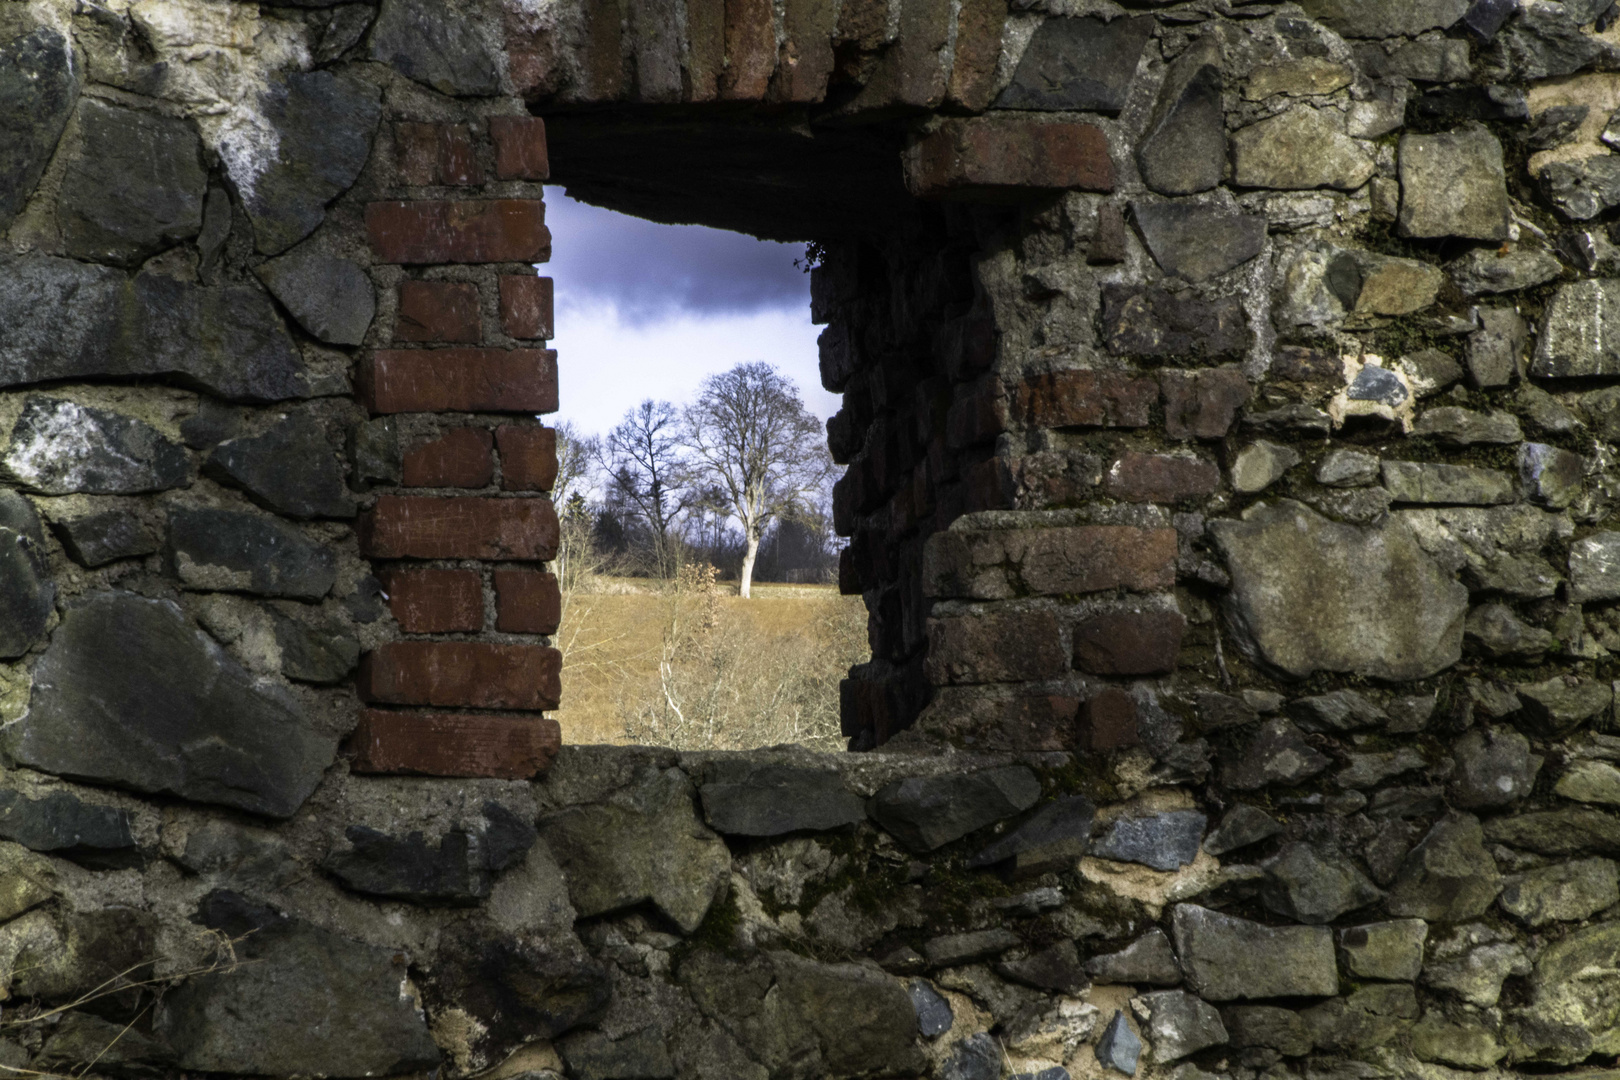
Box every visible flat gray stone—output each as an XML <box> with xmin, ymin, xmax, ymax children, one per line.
<box><xmin>1137</xmin><ymin>990</ymin><xmax>1227</xmax><ymax>1063</ymax></box>
<box><xmin>0</xmin><ymin>256</ymin><xmax>308</xmax><ymax>402</ymax></box>
<box><xmin>0</xmin><ymin>788</ymin><xmax>136</xmax><ymax>868</ymax></box>
<box><xmin>1085</xmin><ymin>929</ymin><xmax>1182</xmax><ymax>986</ymax></box>
<box><xmin>1412</xmin><ymin>407</ymin><xmax>1522</xmax><ymax>446</ymax></box>
<box><xmin>0</xmin><ymin>490</ymin><xmax>52</xmax><ymax>659</ymax></box>
<box><xmin>273</xmin><ymin>610</ymin><xmax>360</xmax><ymax>685</ymax></box>
<box><xmin>1096</xmin><ymin>1010</ymin><xmax>1141</xmax><ymax>1075</ymax></box>
<box><xmin>1450</xmin><ymin>246</ymin><xmax>1563</xmax><ymax>295</ymax></box>
<box><xmin>159</xmin><ymin>904</ymin><xmax>440</xmax><ymax>1076</ymax></box>
<box><xmin>1131</xmin><ymin>200</ymin><xmax>1266</xmax><ymax>282</ymax></box>
<box><xmin>1220</xmin><ymin>717</ymin><xmax>1332</xmax><ymax>790</ymax></box>
<box><xmin>1517</xmin><ymin>675</ymin><xmax>1613</xmax><ymax>736</ymax></box>
<box><xmin>997</xmin><ymin>939</ymin><xmax>1088</xmax><ymax>994</ymax></box>
<box><xmin>995</xmin><ymin>16</ymin><xmax>1155</xmax><ymax>115</ymax></box>
<box><xmin>1382</xmin><ymin>461</ymin><xmax>1515</xmax><ymax>506</ymax></box>
<box><xmin>1289</xmin><ymin>689</ymin><xmax>1385</xmax><ymax>732</ymax></box>
<box><xmin>57</xmin><ymin>98</ymin><xmax>205</xmax><ymax>267</ymax></box>
<box><xmin>1465</xmin><ymin>603</ymin><xmax>1556</xmax><ymax>659</ymax></box>
<box><xmin>699</xmin><ymin>761</ymin><xmax>866</xmax><ymax>837</ymax></box>
<box><xmin>1172</xmin><ymin>904</ymin><xmax>1338</xmax><ymax>1001</ymax></box>
<box><xmin>1139</xmin><ymin>37</ymin><xmax>1225</xmax><ymax>196</ymax></box>
<box><xmin>870</xmin><ymin>765</ymin><xmax>1041</xmax><ymax>853</ymax></box>
<box><xmin>3</xmin><ymin>396</ymin><xmax>192</xmax><ymax>495</ymax></box>
<box><xmin>168</xmin><ymin>507</ymin><xmax>337</xmax><ymax>599</ymax></box>
<box><xmin>1534</xmin><ymin>279</ymin><xmax>1620</xmax><ymax>378</ymax></box>
<box><xmin>558</xmin><ymin>1028</ymin><xmax>674</xmax><ymax>1080</ymax></box>
<box><xmin>1297</xmin><ymin>0</ymin><xmax>1467</xmax><ymax>36</ymax></box>
<box><xmin>1316</xmin><ymin>449</ymin><xmax>1380</xmax><ymax>487</ymax></box>
<box><xmin>3</xmin><ymin>591</ymin><xmax>333</xmax><ymax>817</ymax></box>
<box><xmin>966</xmin><ymin>795</ymin><xmax>1095</xmax><ymax>877</ymax></box>
<box><xmin>1556</xmin><ymin>759</ymin><xmax>1620</xmax><ymax>805</ymax></box>
<box><xmin>943</xmin><ymin>1032</ymin><xmax>1001</xmax><ymax>1080</ymax></box>
<box><xmin>909</xmin><ymin>979</ymin><xmax>953</xmax><ymax>1037</ymax></box>
<box><xmin>1467</xmin><ymin>307</ymin><xmax>1528</xmax><ymax>388</ymax></box>
<box><xmin>1211</xmin><ymin>499</ymin><xmax>1468</xmax><ymax>681</ymax></box>
<box><xmin>924</xmin><ymin>928</ymin><xmax>1021</xmax><ymax>968</ymax></box>
<box><xmin>1399</xmin><ymin>126</ymin><xmax>1510</xmax><ymax>240</ymax></box>
<box><xmin>0</xmin><ymin>27</ymin><xmax>78</xmax><ymax>230</ymax></box>
<box><xmin>539</xmin><ymin>766</ymin><xmax>731</xmax><ymax>933</ymax></box>
<box><xmin>245</xmin><ymin>70</ymin><xmax>381</xmax><ymax>254</ymax></box>
<box><xmin>1090</xmin><ymin>810</ymin><xmax>1205</xmax><ymax>871</ymax></box>
<box><xmin>1359</xmin><ymin>39</ymin><xmax>1472</xmax><ymax>82</ymax></box>
<box><xmin>1203</xmin><ymin>804</ymin><xmax>1283</xmax><ymax>856</ymax></box>
<box><xmin>1261</xmin><ymin>842</ymin><xmax>1382</xmax><ymax>924</ymax></box>
<box><xmin>1540</xmin><ymin>155</ymin><xmax>1620</xmax><ymax>220</ymax></box>
<box><xmin>1230</xmin><ymin>441</ymin><xmax>1299</xmax><ymax>494</ymax></box>
<box><xmin>1231</xmin><ymin>108</ymin><xmax>1375</xmax><ymax>191</ymax></box>
<box><xmin>1483</xmin><ymin>808</ymin><xmax>1620</xmax><ymax>856</ymax></box>
<box><xmin>1500</xmin><ymin>857</ymin><xmax>1619</xmax><ymax>927</ymax></box>
<box><xmin>255</xmin><ymin>252</ymin><xmax>376</xmax><ymax>345</ymax></box>
<box><xmin>1337</xmin><ymin>920</ymin><xmax>1428</xmax><ymax>982</ymax></box>
<box><xmin>51</xmin><ymin>506</ymin><xmax>159</xmax><ymax>568</ymax></box>
<box><xmin>1223</xmin><ymin>1005</ymin><xmax>1312</xmax><ymax>1056</ymax></box>
<box><xmin>206</xmin><ymin>413</ymin><xmax>355</xmax><ymax>519</ymax></box>
<box><xmin>1449</xmin><ymin>727</ymin><xmax>1541</xmax><ymax>809</ymax></box>
<box><xmin>1385</xmin><ymin>814</ymin><xmax>1502</xmax><ymax>921</ymax></box>
<box><xmin>1572</xmin><ymin>531</ymin><xmax>1620</xmax><ymax>601</ymax></box>
<box><xmin>368</xmin><ymin>0</ymin><xmax>503</xmax><ymax>97</ymax></box>
<box><xmin>1491</xmin><ymin>2</ymin><xmax>1620</xmax><ymax>80</ymax></box>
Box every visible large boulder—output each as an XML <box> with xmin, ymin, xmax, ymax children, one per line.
<box><xmin>1172</xmin><ymin>904</ymin><xmax>1339</xmax><ymax>1000</ymax></box>
<box><xmin>1521</xmin><ymin>920</ymin><xmax>1620</xmax><ymax>1059</ymax></box>
<box><xmin>0</xmin><ymin>26</ymin><xmax>78</xmax><ymax>230</ymax></box>
<box><xmin>0</xmin><ymin>256</ymin><xmax>309</xmax><ymax>402</ymax></box>
<box><xmin>1385</xmin><ymin>814</ymin><xmax>1502</xmax><ymax>921</ymax></box>
<box><xmin>3</xmin><ymin>592</ymin><xmax>335</xmax><ymax>818</ymax></box>
<box><xmin>3</xmin><ymin>395</ymin><xmax>192</xmax><ymax>494</ymax></box>
<box><xmin>1210</xmin><ymin>499</ymin><xmax>1468</xmax><ymax>681</ymax></box>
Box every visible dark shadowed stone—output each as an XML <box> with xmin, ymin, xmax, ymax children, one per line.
<box><xmin>870</xmin><ymin>766</ymin><xmax>1041</xmax><ymax>852</ymax></box>
<box><xmin>1211</xmin><ymin>499</ymin><xmax>1468</xmax><ymax>680</ymax></box>
<box><xmin>1132</xmin><ymin>201</ymin><xmax>1266</xmax><ymax>282</ymax></box>
<box><xmin>1223</xmin><ymin>1005</ymin><xmax>1312</xmax><ymax>1056</ymax></box>
<box><xmin>558</xmin><ymin>1027</ymin><xmax>674</xmax><ymax>1080</ymax></box>
<box><xmin>910</xmin><ymin>979</ymin><xmax>954</xmax><ymax>1037</ymax></box>
<box><xmin>924</xmin><ymin>928</ymin><xmax>1022</xmax><ymax>968</ymax></box>
<box><xmin>1448</xmin><ymin>727</ymin><xmax>1541</xmax><ymax>809</ymax></box>
<box><xmin>50</xmin><ymin>507</ymin><xmax>159</xmax><ymax>567</ymax></box>
<box><xmin>10</xmin><ymin>906</ymin><xmax>156</xmax><ymax>1006</ymax></box>
<box><xmin>1172</xmin><ymin>904</ymin><xmax>1338</xmax><ymax>1001</ymax></box>
<box><xmin>431</xmin><ymin>929</ymin><xmax>612</xmax><ymax>1049</ymax></box>
<box><xmin>3</xmin><ymin>592</ymin><xmax>333</xmax><ymax>817</ymax></box>
<box><xmin>255</xmin><ymin>252</ymin><xmax>376</xmax><ymax>345</ymax></box>
<box><xmin>1138</xmin><ymin>989</ymin><xmax>1228</xmax><ymax>1063</ymax></box>
<box><xmin>176</xmin><ymin>819</ymin><xmax>299</xmax><ymax>888</ymax></box>
<box><xmin>160</xmin><ymin>897</ymin><xmax>441</xmax><ymax>1077</ymax></box>
<box><xmin>168</xmin><ymin>507</ymin><xmax>337</xmax><ymax>599</ymax></box>
<box><xmin>1101</xmin><ymin>285</ymin><xmax>1250</xmax><ymax>359</ymax></box>
<box><xmin>3</xmin><ymin>396</ymin><xmax>192</xmax><ymax>495</ymax></box>
<box><xmin>0</xmin><ymin>789</ymin><xmax>136</xmax><ymax>869</ymax></box>
<box><xmin>1085</xmin><ymin>928</ymin><xmax>1182</xmax><ymax>986</ymax></box>
<box><xmin>245</xmin><ymin>71</ymin><xmax>381</xmax><ymax>255</ymax></box>
<box><xmin>1490</xmin><ymin>4</ymin><xmax>1619</xmax><ymax>80</ymax></box>
<box><xmin>539</xmin><ymin>766</ymin><xmax>731</xmax><ymax>933</ymax></box>
<box><xmin>36</xmin><ymin>1012</ymin><xmax>173</xmax><ymax>1075</ymax></box>
<box><xmin>1518</xmin><ymin>676</ymin><xmax>1614</xmax><ymax>735</ymax></box>
<box><xmin>1465</xmin><ymin>0</ymin><xmax>1516</xmax><ymax>39</ymax></box>
<box><xmin>1091</xmin><ymin>810</ymin><xmax>1205</xmax><ymax>871</ymax></box>
<box><xmin>1096</xmin><ymin>1010</ymin><xmax>1142</xmax><ymax>1075</ymax></box>
<box><xmin>0</xmin><ymin>27</ymin><xmax>78</xmax><ymax>230</ymax></box>
<box><xmin>206</xmin><ymin>413</ymin><xmax>356</xmax><ymax>519</ymax></box>
<box><xmin>368</xmin><ymin>0</ymin><xmax>503</xmax><ymax>97</ymax></box>
<box><xmin>271</xmin><ymin>610</ymin><xmax>359</xmax><ymax>684</ymax></box>
<box><xmin>1203</xmin><ymin>804</ymin><xmax>1283</xmax><ymax>855</ymax></box>
<box><xmin>1385</xmin><ymin>814</ymin><xmax>1502</xmax><ymax>921</ymax></box>
<box><xmin>1540</xmin><ymin>154</ymin><xmax>1620</xmax><ymax>220</ymax></box>
<box><xmin>324</xmin><ymin>816</ymin><xmax>534</xmax><ymax>905</ymax></box>
<box><xmin>995</xmin><ymin>16</ymin><xmax>1154</xmax><ymax>115</ymax></box>
<box><xmin>57</xmin><ymin>98</ymin><xmax>205</xmax><ymax>267</ymax></box>
<box><xmin>0</xmin><ymin>490</ymin><xmax>52</xmax><ymax>658</ymax></box>
<box><xmin>967</xmin><ymin>795</ymin><xmax>1094</xmax><ymax>876</ymax></box>
<box><xmin>1450</xmin><ymin>245</ymin><xmax>1563</xmax><ymax>295</ymax></box>
<box><xmin>943</xmin><ymin>1032</ymin><xmax>1001</xmax><ymax>1080</ymax></box>
<box><xmin>181</xmin><ymin>399</ymin><xmax>245</xmax><ymax>450</ymax></box>
<box><xmin>1297</xmin><ymin>0</ymin><xmax>1467</xmax><ymax>36</ymax></box>
<box><xmin>1261</xmin><ymin>842</ymin><xmax>1382</xmax><ymax>924</ymax></box>
<box><xmin>1288</xmin><ymin>690</ymin><xmax>1385</xmax><ymax>732</ymax></box>
<box><xmin>678</xmin><ymin>949</ymin><xmax>924</xmax><ymax>1079</ymax></box>
<box><xmin>997</xmin><ymin>940</ymin><xmax>1088</xmax><ymax>994</ymax></box>
<box><xmin>1220</xmin><ymin>718</ymin><xmax>1330</xmax><ymax>790</ymax></box>
<box><xmin>1139</xmin><ymin>37</ymin><xmax>1224</xmax><ymax>196</ymax></box>
<box><xmin>1484</xmin><ymin>809</ymin><xmax>1620</xmax><ymax>855</ymax></box>
<box><xmin>0</xmin><ymin>256</ymin><xmax>308</xmax><ymax>402</ymax></box>
<box><xmin>698</xmin><ymin>761</ymin><xmax>866</xmax><ymax>836</ymax></box>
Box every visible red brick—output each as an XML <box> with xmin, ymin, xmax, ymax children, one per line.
<box><xmin>924</xmin><ymin>610</ymin><xmax>1066</xmax><ymax>685</ymax></box>
<box><xmin>363</xmin><ymin>348</ymin><xmax>558</xmax><ymax>414</ymax></box>
<box><xmin>366</xmin><ymin>200</ymin><xmax>550</xmax><ymax>264</ymax></box>
<box><xmin>1080</xmin><ymin>687</ymin><xmax>1140</xmax><ymax>751</ymax></box>
<box><xmin>395</xmin><ymin>122</ymin><xmax>482</xmax><ymax>186</ymax></box>
<box><xmin>1160</xmin><ymin>366</ymin><xmax>1252</xmax><ymax>440</ymax></box>
<box><xmin>499</xmin><ymin>274</ymin><xmax>554</xmax><ymax>339</ymax></box>
<box><xmin>1008</xmin><ymin>370</ymin><xmax>1157</xmax><ymax>429</ymax></box>
<box><xmin>489</xmin><ymin>116</ymin><xmax>550</xmax><ymax>180</ymax></box>
<box><xmin>496</xmin><ymin>425</ymin><xmax>558</xmax><ymax>491</ymax></box>
<box><xmin>721</xmin><ymin>0</ymin><xmax>776</xmax><ymax>100</ymax></box>
<box><xmin>904</xmin><ymin>117</ymin><xmax>1114</xmax><ymax>199</ymax></box>
<box><xmin>360</xmin><ymin>495</ymin><xmax>559</xmax><ymax>560</ymax></box>
<box><xmin>495</xmin><ymin>569</ymin><xmax>561</xmax><ymax>634</ymax></box>
<box><xmin>360</xmin><ymin>642</ymin><xmax>561</xmax><ymax>709</ymax></box>
<box><xmin>1073</xmin><ymin>610</ymin><xmax>1186</xmax><ymax>676</ymax></box>
<box><xmin>381</xmin><ymin>567</ymin><xmax>483</xmax><ymax>633</ymax></box>
<box><xmin>403</xmin><ymin>427</ymin><xmax>496</xmax><ymax>488</ymax></box>
<box><xmin>1104</xmin><ymin>451</ymin><xmax>1220</xmax><ymax>503</ymax></box>
<box><xmin>351</xmin><ymin>709</ymin><xmax>561</xmax><ymax>780</ymax></box>
<box><xmin>395</xmin><ymin>280</ymin><xmax>481</xmax><ymax>343</ymax></box>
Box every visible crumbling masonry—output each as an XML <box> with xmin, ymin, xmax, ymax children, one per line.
<box><xmin>3</xmin><ymin>0</ymin><xmax>1620</xmax><ymax>1078</ymax></box>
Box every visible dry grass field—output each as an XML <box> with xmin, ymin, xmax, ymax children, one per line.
<box><xmin>551</xmin><ymin>571</ymin><xmax>869</xmax><ymax>751</ymax></box>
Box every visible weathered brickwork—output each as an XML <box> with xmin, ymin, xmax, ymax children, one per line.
<box><xmin>6</xmin><ymin>2</ymin><xmax>1620</xmax><ymax>1080</ymax></box>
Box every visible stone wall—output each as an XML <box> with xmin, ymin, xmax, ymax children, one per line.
<box><xmin>6</xmin><ymin>1</ymin><xmax>1620</xmax><ymax>1080</ymax></box>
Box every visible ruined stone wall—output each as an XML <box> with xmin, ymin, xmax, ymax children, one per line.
<box><xmin>5</xmin><ymin>1</ymin><xmax>1620</xmax><ymax>1080</ymax></box>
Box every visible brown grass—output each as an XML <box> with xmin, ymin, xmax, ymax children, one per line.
<box><xmin>553</xmin><ymin>573</ymin><xmax>868</xmax><ymax>750</ymax></box>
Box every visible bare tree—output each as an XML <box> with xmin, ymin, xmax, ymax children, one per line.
<box><xmin>683</xmin><ymin>363</ymin><xmax>833</xmax><ymax>599</ymax></box>
<box><xmin>602</xmin><ymin>399</ymin><xmax>693</xmax><ymax>578</ymax></box>
<box><xmin>551</xmin><ymin>420</ymin><xmax>597</xmax><ymax>507</ymax></box>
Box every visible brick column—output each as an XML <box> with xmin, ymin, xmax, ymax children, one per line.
<box><xmin>351</xmin><ymin>116</ymin><xmax>564</xmax><ymax>780</ymax></box>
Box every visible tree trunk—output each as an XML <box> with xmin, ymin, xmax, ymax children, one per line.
<box><xmin>739</xmin><ymin>532</ymin><xmax>760</xmax><ymax>599</ymax></box>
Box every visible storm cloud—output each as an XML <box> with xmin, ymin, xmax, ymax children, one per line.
<box><xmin>545</xmin><ymin>192</ymin><xmax>811</xmax><ymax>324</ymax></box>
